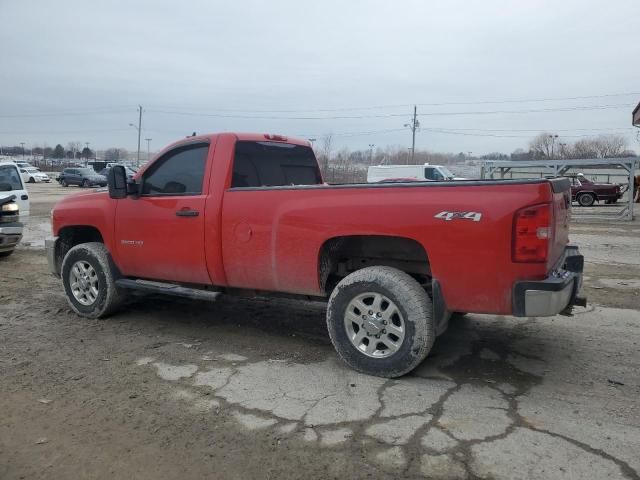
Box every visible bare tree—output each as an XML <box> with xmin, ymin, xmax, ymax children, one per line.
<box><xmin>593</xmin><ymin>135</ymin><xmax>626</xmax><ymax>158</ymax></box>
<box><xmin>317</xmin><ymin>134</ymin><xmax>333</xmax><ymax>176</ymax></box>
<box><xmin>529</xmin><ymin>132</ymin><xmax>559</xmax><ymax>159</ymax></box>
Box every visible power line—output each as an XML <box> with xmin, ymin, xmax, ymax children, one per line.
<box><xmin>0</xmin><ymin>108</ymin><xmax>135</xmax><ymax>118</ymax></box>
<box><xmin>145</xmin><ymin>103</ymin><xmax>631</xmax><ymax>120</ymax></box>
<box><xmin>146</xmin><ymin>91</ymin><xmax>640</xmax><ymax>113</ymax></box>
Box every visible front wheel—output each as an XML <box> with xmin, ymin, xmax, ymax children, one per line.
<box><xmin>326</xmin><ymin>266</ymin><xmax>434</xmax><ymax>378</ymax></box>
<box><xmin>61</xmin><ymin>242</ymin><xmax>125</xmax><ymax>318</ymax></box>
<box><xmin>28</xmin><ymin>177</ymin><xmax>35</xmax><ymax>183</ymax></box>
<box><xmin>61</xmin><ymin>179</ymin><xmax>68</xmax><ymax>187</ymax></box>
<box><xmin>81</xmin><ymin>179</ymin><xmax>89</xmax><ymax>188</ymax></box>
<box><xmin>0</xmin><ymin>250</ymin><xmax>14</xmax><ymax>258</ymax></box>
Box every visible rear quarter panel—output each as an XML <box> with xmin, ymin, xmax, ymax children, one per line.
<box><xmin>221</xmin><ymin>181</ymin><xmax>554</xmax><ymax>314</ymax></box>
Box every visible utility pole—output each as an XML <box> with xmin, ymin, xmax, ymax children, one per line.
<box><xmin>20</xmin><ymin>142</ymin><xmax>25</xmax><ymax>158</ymax></box>
<box><xmin>368</xmin><ymin>144</ymin><xmax>375</xmax><ymax>164</ymax></box>
<box><xmin>136</xmin><ymin>105</ymin><xmax>143</xmax><ymax>167</ymax></box>
<box><xmin>404</xmin><ymin>106</ymin><xmax>419</xmax><ymax>163</ymax></box>
<box><xmin>145</xmin><ymin>138</ymin><xmax>152</xmax><ymax>162</ymax></box>
<box><xmin>85</xmin><ymin>142</ymin><xmax>90</xmax><ymax>166</ymax></box>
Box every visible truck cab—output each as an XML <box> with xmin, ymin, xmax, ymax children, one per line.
<box><xmin>0</xmin><ymin>161</ymin><xmax>29</xmax><ymax>257</ymax></box>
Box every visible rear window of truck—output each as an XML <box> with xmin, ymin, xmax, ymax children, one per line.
<box><xmin>231</xmin><ymin>141</ymin><xmax>322</xmax><ymax>188</ymax></box>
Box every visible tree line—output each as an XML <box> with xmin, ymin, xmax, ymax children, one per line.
<box><xmin>0</xmin><ymin>143</ymin><xmax>130</xmax><ymax>162</ymax></box>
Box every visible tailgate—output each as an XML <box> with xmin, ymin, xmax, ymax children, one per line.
<box><xmin>548</xmin><ymin>178</ymin><xmax>571</xmax><ymax>268</ymax></box>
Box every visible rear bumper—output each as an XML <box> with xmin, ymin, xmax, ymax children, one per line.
<box><xmin>513</xmin><ymin>246</ymin><xmax>585</xmax><ymax>317</ymax></box>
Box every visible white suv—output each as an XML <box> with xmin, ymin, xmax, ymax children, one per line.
<box><xmin>0</xmin><ymin>162</ymin><xmax>29</xmax><ymax>257</ymax></box>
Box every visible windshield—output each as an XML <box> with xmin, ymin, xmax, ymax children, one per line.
<box><xmin>0</xmin><ymin>165</ymin><xmax>23</xmax><ymax>190</ymax></box>
<box><xmin>26</xmin><ymin>168</ymin><xmax>39</xmax><ymax>173</ymax></box>
<box><xmin>439</xmin><ymin>166</ymin><xmax>455</xmax><ymax>179</ymax></box>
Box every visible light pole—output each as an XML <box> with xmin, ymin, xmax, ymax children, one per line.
<box><xmin>129</xmin><ymin>105</ymin><xmax>143</xmax><ymax>167</ymax></box>
<box><xmin>548</xmin><ymin>134</ymin><xmax>559</xmax><ymax>158</ymax></box>
<box><xmin>20</xmin><ymin>142</ymin><xmax>25</xmax><ymax>158</ymax></box>
<box><xmin>368</xmin><ymin>144</ymin><xmax>375</xmax><ymax>164</ymax></box>
<box><xmin>145</xmin><ymin>138</ymin><xmax>152</xmax><ymax>162</ymax></box>
<box><xmin>559</xmin><ymin>143</ymin><xmax>567</xmax><ymax>159</ymax></box>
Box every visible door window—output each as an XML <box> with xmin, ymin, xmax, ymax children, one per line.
<box><xmin>424</xmin><ymin>167</ymin><xmax>444</xmax><ymax>181</ymax></box>
<box><xmin>141</xmin><ymin>144</ymin><xmax>208</xmax><ymax>195</ymax></box>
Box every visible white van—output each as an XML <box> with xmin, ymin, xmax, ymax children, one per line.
<box><xmin>367</xmin><ymin>164</ymin><xmax>464</xmax><ymax>183</ymax></box>
<box><xmin>0</xmin><ymin>162</ymin><xmax>29</xmax><ymax>257</ymax></box>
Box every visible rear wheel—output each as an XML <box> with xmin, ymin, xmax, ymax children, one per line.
<box><xmin>326</xmin><ymin>266</ymin><xmax>434</xmax><ymax>378</ymax></box>
<box><xmin>61</xmin><ymin>242</ymin><xmax>125</xmax><ymax>318</ymax></box>
<box><xmin>577</xmin><ymin>193</ymin><xmax>595</xmax><ymax>207</ymax></box>
<box><xmin>28</xmin><ymin>177</ymin><xmax>35</xmax><ymax>183</ymax></box>
<box><xmin>81</xmin><ymin>179</ymin><xmax>89</xmax><ymax>188</ymax></box>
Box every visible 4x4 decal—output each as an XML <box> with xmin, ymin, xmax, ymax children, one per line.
<box><xmin>434</xmin><ymin>211</ymin><xmax>482</xmax><ymax>222</ymax></box>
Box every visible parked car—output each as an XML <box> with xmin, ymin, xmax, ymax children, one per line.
<box><xmin>57</xmin><ymin>167</ymin><xmax>107</xmax><ymax>187</ymax></box>
<box><xmin>20</xmin><ymin>166</ymin><xmax>50</xmax><ymax>183</ymax></box>
<box><xmin>46</xmin><ymin>132</ymin><xmax>584</xmax><ymax>378</ymax></box>
<box><xmin>570</xmin><ymin>174</ymin><xmax>623</xmax><ymax>206</ymax></box>
<box><xmin>367</xmin><ymin>164</ymin><xmax>466</xmax><ymax>182</ymax></box>
<box><xmin>0</xmin><ymin>162</ymin><xmax>29</xmax><ymax>257</ymax></box>
<box><xmin>98</xmin><ymin>165</ymin><xmax>136</xmax><ymax>180</ymax></box>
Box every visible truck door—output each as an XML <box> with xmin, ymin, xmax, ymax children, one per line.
<box><xmin>114</xmin><ymin>142</ymin><xmax>212</xmax><ymax>284</ymax></box>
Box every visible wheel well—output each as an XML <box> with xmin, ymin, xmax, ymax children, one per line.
<box><xmin>54</xmin><ymin>226</ymin><xmax>104</xmax><ymax>273</ymax></box>
<box><xmin>318</xmin><ymin>235</ymin><xmax>431</xmax><ymax>294</ymax></box>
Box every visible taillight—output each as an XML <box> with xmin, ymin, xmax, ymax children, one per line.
<box><xmin>512</xmin><ymin>203</ymin><xmax>552</xmax><ymax>263</ymax></box>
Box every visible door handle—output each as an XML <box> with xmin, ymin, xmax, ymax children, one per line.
<box><xmin>176</xmin><ymin>209</ymin><xmax>199</xmax><ymax>217</ymax></box>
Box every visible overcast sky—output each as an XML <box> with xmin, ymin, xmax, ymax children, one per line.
<box><xmin>1</xmin><ymin>0</ymin><xmax>639</xmax><ymax>155</ymax></box>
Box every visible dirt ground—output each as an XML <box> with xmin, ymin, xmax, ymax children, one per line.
<box><xmin>1</xmin><ymin>182</ymin><xmax>639</xmax><ymax>480</ymax></box>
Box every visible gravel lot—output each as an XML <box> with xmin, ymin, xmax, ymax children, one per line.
<box><xmin>1</xmin><ymin>182</ymin><xmax>639</xmax><ymax>479</ymax></box>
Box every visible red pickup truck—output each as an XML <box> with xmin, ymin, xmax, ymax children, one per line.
<box><xmin>46</xmin><ymin>133</ymin><xmax>585</xmax><ymax>377</ymax></box>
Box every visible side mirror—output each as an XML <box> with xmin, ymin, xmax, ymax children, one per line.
<box><xmin>108</xmin><ymin>165</ymin><xmax>127</xmax><ymax>199</ymax></box>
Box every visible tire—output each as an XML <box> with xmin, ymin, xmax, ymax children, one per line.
<box><xmin>61</xmin><ymin>179</ymin><xmax>68</xmax><ymax>187</ymax></box>
<box><xmin>81</xmin><ymin>179</ymin><xmax>89</xmax><ymax>188</ymax></box>
<box><xmin>577</xmin><ymin>193</ymin><xmax>595</xmax><ymax>207</ymax></box>
<box><xmin>61</xmin><ymin>242</ymin><xmax>124</xmax><ymax>318</ymax></box>
<box><xmin>28</xmin><ymin>177</ymin><xmax>35</xmax><ymax>183</ymax></box>
<box><xmin>0</xmin><ymin>250</ymin><xmax>14</xmax><ymax>258</ymax></box>
<box><xmin>326</xmin><ymin>266</ymin><xmax>434</xmax><ymax>378</ymax></box>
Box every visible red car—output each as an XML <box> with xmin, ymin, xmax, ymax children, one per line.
<box><xmin>570</xmin><ymin>175</ymin><xmax>623</xmax><ymax>206</ymax></box>
<box><xmin>46</xmin><ymin>132</ymin><xmax>585</xmax><ymax>377</ymax></box>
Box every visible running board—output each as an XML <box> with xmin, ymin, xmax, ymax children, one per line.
<box><xmin>115</xmin><ymin>278</ymin><xmax>221</xmax><ymax>302</ymax></box>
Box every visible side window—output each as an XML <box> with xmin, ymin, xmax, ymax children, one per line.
<box><xmin>231</xmin><ymin>141</ymin><xmax>321</xmax><ymax>188</ymax></box>
<box><xmin>141</xmin><ymin>144</ymin><xmax>208</xmax><ymax>196</ymax></box>
<box><xmin>424</xmin><ymin>167</ymin><xmax>436</xmax><ymax>180</ymax></box>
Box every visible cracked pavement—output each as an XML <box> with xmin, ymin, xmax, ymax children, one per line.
<box><xmin>1</xmin><ymin>183</ymin><xmax>639</xmax><ymax>479</ymax></box>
